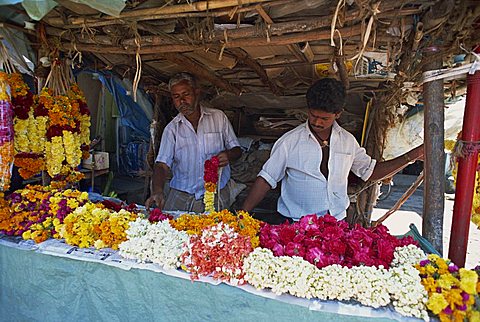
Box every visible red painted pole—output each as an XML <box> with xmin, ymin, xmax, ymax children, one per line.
<box><xmin>448</xmin><ymin>51</ymin><xmax>480</xmax><ymax>267</ymax></box>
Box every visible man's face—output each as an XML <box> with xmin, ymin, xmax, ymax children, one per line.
<box><xmin>171</xmin><ymin>80</ymin><xmax>200</xmax><ymax>117</ymax></box>
<box><xmin>308</xmin><ymin>108</ymin><xmax>340</xmax><ymax>134</ymax></box>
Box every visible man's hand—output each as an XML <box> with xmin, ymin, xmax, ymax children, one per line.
<box><xmin>145</xmin><ymin>192</ymin><xmax>165</xmax><ymax>210</ymax></box>
<box><xmin>216</xmin><ymin>151</ymin><xmax>230</xmax><ymax>167</ymax></box>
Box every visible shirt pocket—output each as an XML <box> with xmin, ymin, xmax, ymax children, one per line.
<box><xmin>330</xmin><ymin>152</ymin><xmax>353</xmax><ymax>184</ymax></box>
<box><xmin>203</xmin><ymin>132</ymin><xmax>224</xmax><ymax>157</ymax></box>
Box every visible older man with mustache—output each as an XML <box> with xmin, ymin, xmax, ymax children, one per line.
<box><xmin>146</xmin><ymin>72</ymin><xmax>242</xmax><ymax>212</ymax></box>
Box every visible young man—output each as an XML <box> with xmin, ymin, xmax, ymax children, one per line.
<box><xmin>242</xmin><ymin>78</ymin><xmax>423</xmax><ymax>221</ymax></box>
<box><xmin>145</xmin><ymin>72</ymin><xmax>242</xmax><ymax>212</ymax></box>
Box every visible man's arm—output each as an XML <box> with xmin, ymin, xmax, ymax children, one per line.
<box><xmin>368</xmin><ymin>145</ymin><xmax>424</xmax><ymax>182</ymax></box>
<box><xmin>241</xmin><ymin>176</ymin><xmax>272</xmax><ymax>213</ymax></box>
<box><xmin>217</xmin><ymin>146</ymin><xmax>242</xmax><ymax>167</ymax></box>
<box><xmin>145</xmin><ymin>162</ymin><xmax>170</xmax><ymax>209</ymax></box>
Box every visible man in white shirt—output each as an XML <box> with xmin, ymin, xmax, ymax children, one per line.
<box><xmin>242</xmin><ymin>78</ymin><xmax>423</xmax><ymax>221</ymax></box>
<box><xmin>145</xmin><ymin>73</ymin><xmax>242</xmax><ymax>212</ymax></box>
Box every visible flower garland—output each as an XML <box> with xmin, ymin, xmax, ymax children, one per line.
<box><xmin>119</xmin><ymin>218</ymin><xmax>189</xmax><ymax>269</ymax></box>
<box><xmin>56</xmin><ymin>202</ymin><xmax>138</xmax><ymax>250</ymax></box>
<box><xmin>0</xmin><ymin>185</ymin><xmax>89</xmax><ymax>243</ymax></box>
<box><xmin>243</xmin><ymin>245</ymin><xmax>429</xmax><ymax>320</ymax></box>
<box><xmin>0</xmin><ymin>72</ymin><xmax>14</xmax><ymax>191</ymax></box>
<box><xmin>203</xmin><ymin>156</ymin><xmax>219</xmax><ymax>213</ymax></box>
<box><xmin>68</xmin><ymin>83</ymin><xmax>91</xmax><ymax>156</ymax></box>
<box><xmin>416</xmin><ymin>254</ymin><xmax>480</xmax><ymax>321</ymax></box>
<box><xmin>171</xmin><ymin>209</ymin><xmax>261</xmax><ymax>248</ymax></box>
<box><xmin>181</xmin><ymin>222</ymin><xmax>252</xmax><ymax>284</ymax></box>
<box><xmin>37</xmin><ymin>62</ymin><xmax>91</xmax><ymax>186</ymax></box>
<box><xmin>259</xmin><ymin>213</ymin><xmax>417</xmax><ymax>269</ymax></box>
<box><xmin>8</xmin><ymin>73</ymin><xmax>47</xmax><ymax>179</ymax></box>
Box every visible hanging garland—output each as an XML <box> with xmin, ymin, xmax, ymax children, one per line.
<box><xmin>41</xmin><ymin>59</ymin><xmax>91</xmax><ymax>186</ymax></box>
<box><xmin>0</xmin><ymin>72</ymin><xmax>14</xmax><ymax>191</ymax></box>
<box><xmin>203</xmin><ymin>156</ymin><xmax>219</xmax><ymax>213</ymax></box>
<box><xmin>9</xmin><ymin>73</ymin><xmax>45</xmax><ymax>179</ymax></box>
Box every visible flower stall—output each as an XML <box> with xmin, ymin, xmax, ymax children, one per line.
<box><xmin>2</xmin><ymin>178</ymin><xmax>480</xmax><ymax>321</ymax></box>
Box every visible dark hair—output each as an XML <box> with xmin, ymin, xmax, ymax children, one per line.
<box><xmin>168</xmin><ymin>72</ymin><xmax>198</xmax><ymax>91</ymax></box>
<box><xmin>306</xmin><ymin>78</ymin><xmax>346</xmax><ymax>113</ymax></box>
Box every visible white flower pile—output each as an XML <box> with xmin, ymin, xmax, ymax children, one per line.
<box><xmin>119</xmin><ymin>218</ymin><xmax>189</xmax><ymax>269</ymax></box>
<box><xmin>389</xmin><ymin>245</ymin><xmax>429</xmax><ymax>321</ymax></box>
<box><xmin>243</xmin><ymin>245</ymin><xmax>430</xmax><ymax>320</ymax></box>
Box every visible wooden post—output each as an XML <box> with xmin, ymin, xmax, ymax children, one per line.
<box><xmin>422</xmin><ymin>47</ymin><xmax>445</xmax><ymax>255</ymax></box>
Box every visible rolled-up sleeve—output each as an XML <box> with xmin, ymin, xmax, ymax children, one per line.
<box><xmin>258</xmin><ymin>140</ymin><xmax>288</xmax><ymax>189</ymax></box>
<box><xmin>222</xmin><ymin>113</ymin><xmax>240</xmax><ymax>150</ymax></box>
<box><xmin>156</xmin><ymin>124</ymin><xmax>175</xmax><ymax>168</ymax></box>
<box><xmin>351</xmin><ymin>141</ymin><xmax>377</xmax><ymax>181</ymax></box>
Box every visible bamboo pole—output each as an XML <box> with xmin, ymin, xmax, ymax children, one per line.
<box><xmin>119</xmin><ymin>8</ymin><xmax>418</xmax><ymax>46</ymax></box>
<box><xmin>45</xmin><ymin>0</ymin><xmax>276</xmax><ymax>27</ymax></box>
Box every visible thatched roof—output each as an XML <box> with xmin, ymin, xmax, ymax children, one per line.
<box><xmin>2</xmin><ymin>0</ymin><xmax>477</xmax><ymax>111</ymax></box>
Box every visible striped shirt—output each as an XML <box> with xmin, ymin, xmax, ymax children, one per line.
<box><xmin>156</xmin><ymin>105</ymin><xmax>240</xmax><ymax>199</ymax></box>
<box><xmin>259</xmin><ymin>121</ymin><xmax>376</xmax><ymax>220</ymax></box>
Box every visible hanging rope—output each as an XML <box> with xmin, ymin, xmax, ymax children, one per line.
<box><xmin>453</xmin><ymin>139</ymin><xmax>480</xmax><ymax>159</ymax></box>
<box><xmin>372</xmin><ymin>171</ymin><xmax>425</xmax><ymax>227</ymax></box>
<box><xmin>131</xmin><ymin>23</ymin><xmax>142</xmax><ymax>103</ymax></box>
<box><xmin>351</xmin><ymin>2</ymin><xmax>381</xmax><ymax>73</ymax></box>
<box><xmin>330</xmin><ymin>0</ymin><xmax>345</xmax><ymax>47</ymax></box>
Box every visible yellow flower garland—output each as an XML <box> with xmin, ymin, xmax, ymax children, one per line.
<box><xmin>45</xmin><ymin>136</ymin><xmax>65</xmax><ymax>176</ymax></box>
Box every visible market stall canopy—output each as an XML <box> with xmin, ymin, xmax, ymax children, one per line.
<box><xmin>1</xmin><ymin>0</ymin><xmax>479</xmax><ymax>112</ymax></box>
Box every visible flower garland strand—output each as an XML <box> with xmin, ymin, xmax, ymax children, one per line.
<box><xmin>8</xmin><ymin>73</ymin><xmax>46</xmax><ymax>179</ymax></box>
<box><xmin>39</xmin><ymin>60</ymin><xmax>91</xmax><ymax>186</ymax></box>
<box><xmin>0</xmin><ymin>185</ymin><xmax>90</xmax><ymax>243</ymax></box>
<box><xmin>56</xmin><ymin>202</ymin><xmax>138</xmax><ymax>250</ymax></box>
<box><xmin>181</xmin><ymin>222</ymin><xmax>253</xmax><ymax>284</ymax></box>
<box><xmin>203</xmin><ymin>156</ymin><xmax>219</xmax><ymax>213</ymax></box>
<box><xmin>416</xmin><ymin>254</ymin><xmax>480</xmax><ymax>321</ymax></box>
<box><xmin>171</xmin><ymin>209</ymin><xmax>261</xmax><ymax>248</ymax></box>
<box><xmin>119</xmin><ymin>218</ymin><xmax>189</xmax><ymax>269</ymax></box>
<box><xmin>0</xmin><ymin>72</ymin><xmax>14</xmax><ymax>191</ymax></box>
<box><xmin>259</xmin><ymin>213</ymin><xmax>417</xmax><ymax>269</ymax></box>
<box><xmin>243</xmin><ymin>245</ymin><xmax>429</xmax><ymax>320</ymax></box>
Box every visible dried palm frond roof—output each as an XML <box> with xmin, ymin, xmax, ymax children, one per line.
<box><xmin>3</xmin><ymin>0</ymin><xmax>480</xmax><ymax>109</ymax></box>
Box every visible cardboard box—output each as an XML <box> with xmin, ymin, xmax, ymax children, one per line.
<box><xmin>83</xmin><ymin>152</ymin><xmax>109</xmax><ymax>170</ymax></box>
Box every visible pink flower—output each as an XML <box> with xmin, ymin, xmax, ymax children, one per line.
<box><xmin>271</xmin><ymin>243</ymin><xmax>285</xmax><ymax>256</ymax></box>
<box><xmin>284</xmin><ymin>242</ymin><xmax>305</xmax><ymax>257</ymax></box>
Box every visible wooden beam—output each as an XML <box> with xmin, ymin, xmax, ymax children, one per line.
<box><xmin>45</xmin><ymin>0</ymin><xmax>275</xmax><ymax>27</ymax></box>
<box><xmin>161</xmin><ymin>53</ymin><xmax>242</xmax><ymax>95</ymax></box>
<box><xmin>62</xmin><ymin>25</ymin><xmax>363</xmax><ymax>54</ymax></box>
<box><xmin>120</xmin><ymin>8</ymin><xmax>419</xmax><ymax>47</ymax></box>
<box><xmin>228</xmin><ymin>47</ymin><xmax>281</xmax><ymax>95</ymax></box>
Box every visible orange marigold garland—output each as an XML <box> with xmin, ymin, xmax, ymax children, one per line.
<box><xmin>0</xmin><ymin>72</ymin><xmax>14</xmax><ymax>191</ymax></box>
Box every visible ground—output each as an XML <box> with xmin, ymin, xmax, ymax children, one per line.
<box><xmin>372</xmin><ymin>174</ymin><xmax>480</xmax><ymax>269</ymax></box>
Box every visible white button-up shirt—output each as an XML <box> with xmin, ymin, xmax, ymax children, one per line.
<box><xmin>259</xmin><ymin>121</ymin><xmax>376</xmax><ymax>220</ymax></box>
<box><xmin>156</xmin><ymin>106</ymin><xmax>240</xmax><ymax>199</ymax></box>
